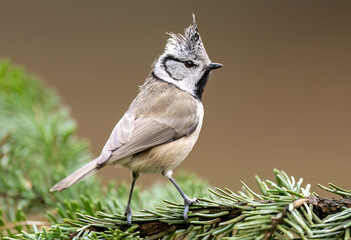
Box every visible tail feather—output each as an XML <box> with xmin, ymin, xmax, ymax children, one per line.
<box><xmin>50</xmin><ymin>159</ymin><xmax>99</xmax><ymax>192</ymax></box>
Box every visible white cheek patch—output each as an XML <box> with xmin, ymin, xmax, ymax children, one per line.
<box><xmin>154</xmin><ymin>63</ymin><xmax>197</xmax><ymax>96</ymax></box>
<box><xmin>164</xmin><ymin>60</ymin><xmax>186</xmax><ymax>81</ymax></box>
<box><xmin>164</xmin><ymin>59</ymin><xmax>194</xmax><ymax>81</ymax></box>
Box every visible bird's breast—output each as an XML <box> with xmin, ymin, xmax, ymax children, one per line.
<box><xmin>127</xmin><ymin>103</ymin><xmax>204</xmax><ymax>174</ymax></box>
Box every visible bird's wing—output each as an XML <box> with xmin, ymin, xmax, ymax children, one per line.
<box><xmin>97</xmin><ymin>100</ymin><xmax>199</xmax><ymax>165</ymax></box>
<box><xmin>114</xmin><ymin>116</ymin><xmax>199</xmax><ymax>159</ymax></box>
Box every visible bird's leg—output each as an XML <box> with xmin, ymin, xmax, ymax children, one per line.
<box><xmin>164</xmin><ymin>171</ymin><xmax>198</xmax><ymax>222</ymax></box>
<box><xmin>125</xmin><ymin>171</ymin><xmax>139</xmax><ymax>224</ymax></box>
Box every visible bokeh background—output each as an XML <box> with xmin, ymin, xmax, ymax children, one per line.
<box><xmin>1</xmin><ymin>1</ymin><xmax>350</xmax><ymax>194</ymax></box>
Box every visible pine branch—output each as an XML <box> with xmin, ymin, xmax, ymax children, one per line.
<box><xmin>5</xmin><ymin>169</ymin><xmax>350</xmax><ymax>240</ymax></box>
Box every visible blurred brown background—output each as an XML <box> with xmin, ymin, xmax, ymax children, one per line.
<box><xmin>1</xmin><ymin>1</ymin><xmax>350</xmax><ymax>194</ymax></box>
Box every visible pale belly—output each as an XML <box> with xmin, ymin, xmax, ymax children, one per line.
<box><xmin>120</xmin><ymin>123</ymin><xmax>202</xmax><ymax>174</ymax></box>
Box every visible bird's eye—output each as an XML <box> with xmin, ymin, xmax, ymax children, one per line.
<box><xmin>184</xmin><ymin>60</ymin><xmax>194</xmax><ymax>68</ymax></box>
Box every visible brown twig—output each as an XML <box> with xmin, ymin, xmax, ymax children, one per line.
<box><xmin>262</xmin><ymin>204</ymin><xmax>290</xmax><ymax>240</ymax></box>
<box><xmin>137</xmin><ymin>206</ymin><xmax>242</xmax><ymax>238</ymax></box>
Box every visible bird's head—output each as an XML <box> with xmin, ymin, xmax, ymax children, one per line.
<box><xmin>153</xmin><ymin>14</ymin><xmax>222</xmax><ymax>99</ymax></box>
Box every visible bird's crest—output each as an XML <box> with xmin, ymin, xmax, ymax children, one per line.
<box><xmin>165</xmin><ymin>14</ymin><xmax>208</xmax><ymax>59</ymax></box>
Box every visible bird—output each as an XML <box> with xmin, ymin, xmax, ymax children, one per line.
<box><xmin>50</xmin><ymin>14</ymin><xmax>222</xmax><ymax>224</ymax></box>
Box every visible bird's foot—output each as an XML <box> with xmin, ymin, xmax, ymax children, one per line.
<box><xmin>124</xmin><ymin>205</ymin><xmax>133</xmax><ymax>224</ymax></box>
<box><xmin>183</xmin><ymin>197</ymin><xmax>199</xmax><ymax>222</ymax></box>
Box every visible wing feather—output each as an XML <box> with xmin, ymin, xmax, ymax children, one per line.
<box><xmin>97</xmin><ymin>80</ymin><xmax>200</xmax><ymax>165</ymax></box>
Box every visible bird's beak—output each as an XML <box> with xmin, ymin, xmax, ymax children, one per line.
<box><xmin>208</xmin><ymin>62</ymin><xmax>223</xmax><ymax>71</ymax></box>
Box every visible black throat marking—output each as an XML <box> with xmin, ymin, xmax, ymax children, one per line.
<box><xmin>151</xmin><ymin>70</ymin><xmax>209</xmax><ymax>101</ymax></box>
<box><xmin>194</xmin><ymin>70</ymin><xmax>210</xmax><ymax>100</ymax></box>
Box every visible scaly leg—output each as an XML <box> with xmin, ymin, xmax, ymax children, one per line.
<box><xmin>125</xmin><ymin>171</ymin><xmax>139</xmax><ymax>224</ymax></box>
<box><xmin>164</xmin><ymin>171</ymin><xmax>198</xmax><ymax>221</ymax></box>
